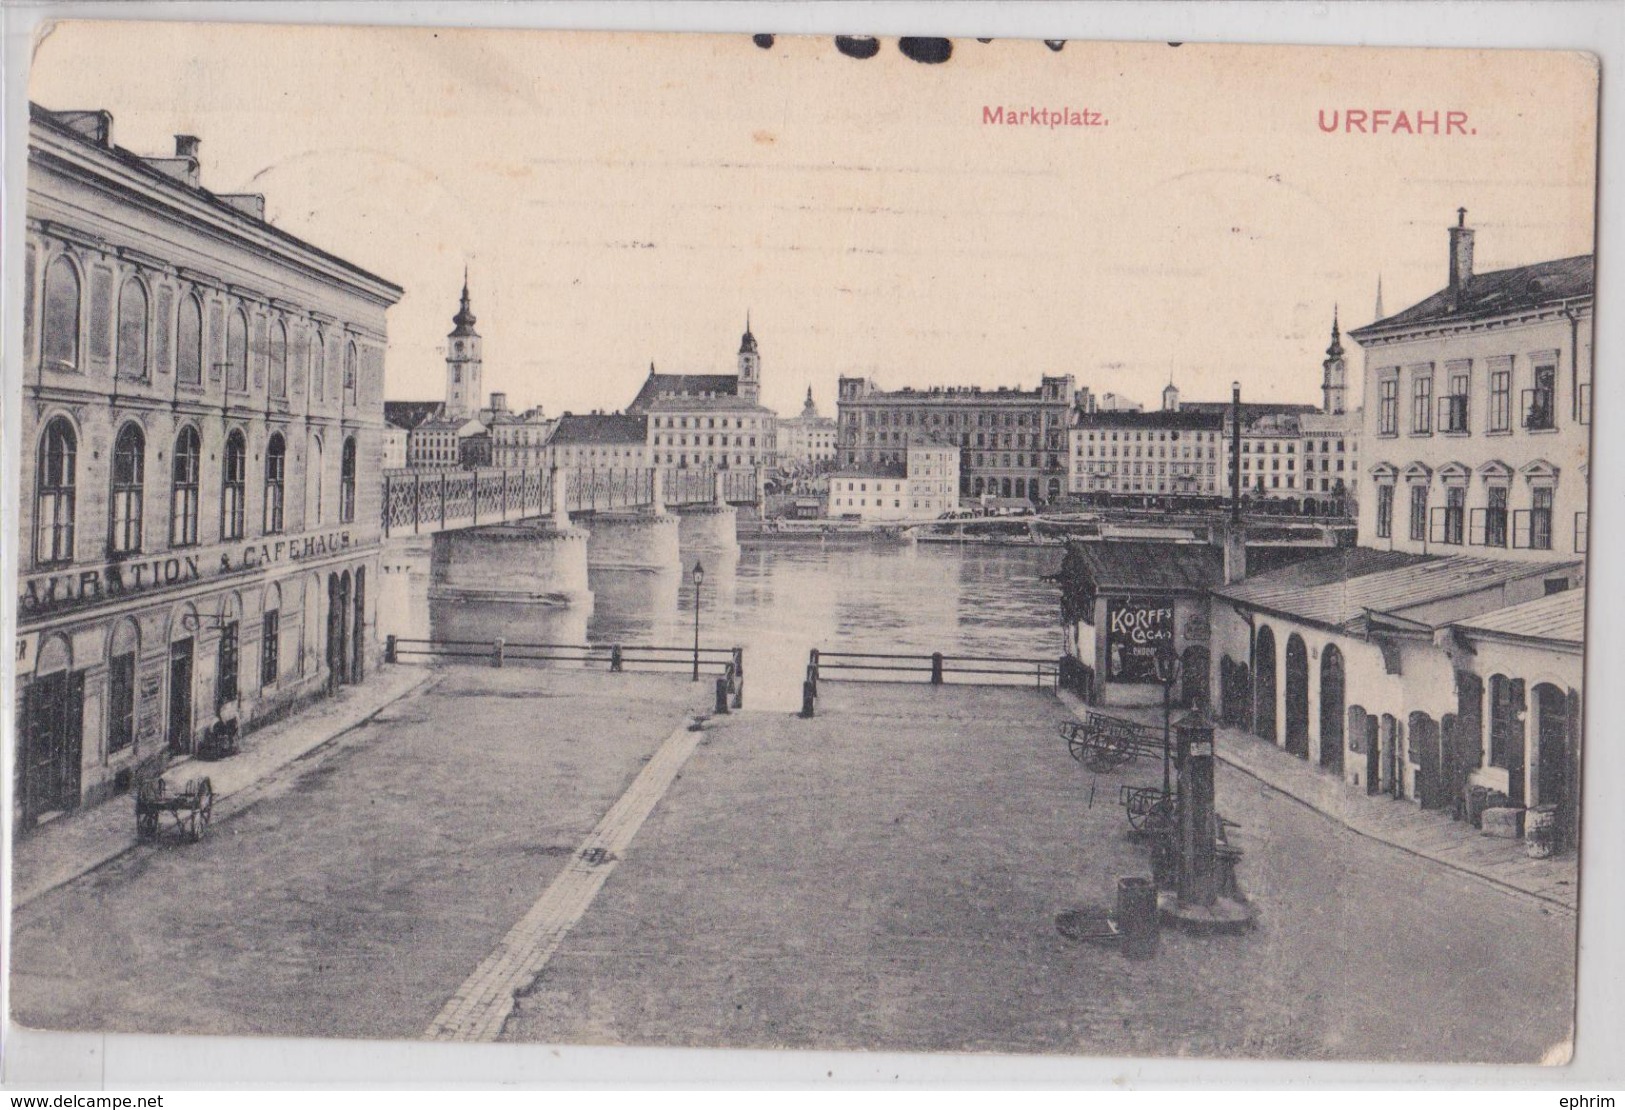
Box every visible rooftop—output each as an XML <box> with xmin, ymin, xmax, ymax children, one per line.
<box><xmin>1074</xmin><ymin>409</ymin><xmax>1226</xmax><ymax>431</ymax></box>
<box><xmin>383</xmin><ymin>401</ymin><xmax>447</xmax><ymax>431</ymax></box>
<box><xmin>1454</xmin><ymin>589</ymin><xmax>1585</xmax><ymax>647</ymax></box>
<box><xmin>628</xmin><ymin>371</ymin><xmax>739</xmax><ymax>412</ymax></box>
<box><xmin>550</xmin><ymin>412</ymin><xmax>648</xmax><ymax>446</ymax></box>
<box><xmin>1213</xmin><ymin>550</ymin><xmax>1580</xmax><ymax>632</ymax></box>
<box><xmin>1060</xmin><ymin>540</ymin><xmax>1225</xmax><ymax>594</ymax></box>
<box><xmin>31</xmin><ymin>103</ymin><xmax>401</xmax><ymax>299</ymax></box>
<box><xmin>1351</xmin><ymin>254</ymin><xmax>1593</xmax><ymax>336</ymax></box>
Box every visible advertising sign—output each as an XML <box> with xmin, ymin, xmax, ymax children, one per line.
<box><xmin>1107</xmin><ymin>597</ymin><xmax>1175</xmax><ymax>684</ymax></box>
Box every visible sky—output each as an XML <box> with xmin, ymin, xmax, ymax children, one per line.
<box><xmin>28</xmin><ymin>22</ymin><xmax>1599</xmax><ymax>419</ymax></box>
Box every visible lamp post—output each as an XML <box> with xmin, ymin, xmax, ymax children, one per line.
<box><xmin>1154</xmin><ymin>644</ymin><xmax>1182</xmax><ymax>800</ymax></box>
<box><xmin>691</xmin><ymin>559</ymin><xmax>705</xmax><ymax>681</ymax></box>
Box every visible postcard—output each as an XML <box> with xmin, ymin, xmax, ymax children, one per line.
<box><xmin>8</xmin><ymin>21</ymin><xmax>1597</xmax><ymax>1067</ymax></box>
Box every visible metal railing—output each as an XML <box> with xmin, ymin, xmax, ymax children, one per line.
<box><xmin>384</xmin><ymin>636</ymin><xmax>745</xmax><ymax>709</ymax></box>
<box><xmin>381</xmin><ymin>464</ymin><xmax>761</xmax><ymax>537</ymax></box>
<box><xmin>799</xmin><ymin>646</ymin><xmax>1059</xmax><ymax>717</ymax></box>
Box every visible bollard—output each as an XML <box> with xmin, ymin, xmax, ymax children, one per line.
<box><xmin>801</xmin><ymin>679</ymin><xmax>816</xmax><ymax>718</ymax></box>
<box><xmin>715</xmin><ymin>676</ymin><xmax>730</xmax><ymax>714</ymax></box>
<box><xmin>492</xmin><ymin>638</ymin><xmax>505</xmax><ymax>669</ymax></box>
<box><xmin>610</xmin><ymin>645</ymin><xmax>623</xmax><ymax>673</ymax></box>
<box><xmin>1116</xmin><ymin>877</ymin><xmax>1160</xmax><ymax>960</ymax></box>
<box><xmin>385</xmin><ymin>635</ymin><xmax>397</xmax><ymax>664</ymax></box>
<box><xmin>931</xmin><ymin>652</ymin><xmax>944</xmax><ymax>685</ymax></box>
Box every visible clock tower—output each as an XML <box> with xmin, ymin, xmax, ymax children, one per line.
<box><xmin>737</xmin><ymin>312</ymin><xmax>760</xmax><ymax>401</ymax></box>
<box><xmin>446</xmin><ymin>269</ymin><xmax>482</xmax><ymax>419</ymax></box>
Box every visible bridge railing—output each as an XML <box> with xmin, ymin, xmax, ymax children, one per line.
<box><xmin>385</xmin><ymin>637</ymin><xmax>746</xmax><ymax>709</ymax></box>
<box><xmin>382</xmin><ymin>465</ymin><xmax>761</xmax><ymax>536</ymax></box>
<box><xmin>798</xmin><ymin>647</ymin><xmax>1060</xmax><ymax>717</ymax></box>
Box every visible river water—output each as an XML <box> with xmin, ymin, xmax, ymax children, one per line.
<box><xmin>388</xmin><ymin>540</ymin><xmax>1067</xmax><ymax>710</ymax></box>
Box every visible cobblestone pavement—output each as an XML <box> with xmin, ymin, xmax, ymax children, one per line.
<box><xmin>503</xmin><ymin>684</ymin><xmax>1575</xmax><ymax>1063</ymax></box>
<box><xmin>10</xmin><ymin>666</ymin><xmax>431</xmax><ymax>909</ymax></box>
<box><xmin>9</xmin><ymin>666</ymin><xmax>710</xmax><ymax>1041</ymax></box>
<box><xmin>11</xmin><ymin>677</ymin><xmax>1576</xmax><ymax>1061</ymax></box>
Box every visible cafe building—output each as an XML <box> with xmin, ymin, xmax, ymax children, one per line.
<box><xmin>15</xmin><ymin>104</ymin><xmax>402</xmax><ymax>829</ymax></box>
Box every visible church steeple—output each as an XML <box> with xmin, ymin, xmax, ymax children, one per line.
<box><xmin>801</xmin><ymin>384</ymin><xmax>817</xmax><ymax>417</ymax></box>
<box><xmin>445</xmin><ymin>269</ymin><xmax>482</xmax><ymax>418</ymax></box>
<box><xmin>736</xmin><ymin>312</ymin><xmax>760</xmax><ymax>400</ymax></box>
<box><xmin>1321</xmin><ymin>306</ymin><xmax>1347</xmax><ymax>416</ymax></box>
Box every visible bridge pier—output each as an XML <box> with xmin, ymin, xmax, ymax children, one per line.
<box><xmin>676</xmin><ymin>504</ymin><xmax>738</xmax><ymax>556</ymax></box>
<box><xmin>429</xmin><ymin>522</ymin><xmax>592</xmax><ymax>606</ymax></box>
<box><xmin>584</xmin><ymin>512</ymin><xmax>681</xmax><ymax>572</ymax></box>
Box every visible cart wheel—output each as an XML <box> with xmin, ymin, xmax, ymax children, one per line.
<box><xmin>190</xmin><ymin>779</ymin><xmax>214</xmax><ymax>842</ymax></box>
<box><xmin>1142</xmin><ymin>796</ymin><xmax>1177</xmax><ymax>836</ymax></box>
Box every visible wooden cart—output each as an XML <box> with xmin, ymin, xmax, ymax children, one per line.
<box><xmin>135</xmin><ymin>776</ymin><xmax>214</xmax><ymax>843</ymax></box>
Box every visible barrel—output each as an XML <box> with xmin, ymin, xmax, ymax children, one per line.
<box><xmin>1525</xmin><ymin>805</ymin><xmax>1558</xmax><ymax>859</ymax></box>
<box><xmin>1116</xmin><ymin>877</ymin><xmax>1160</xmax><ymax>960</ymax></box>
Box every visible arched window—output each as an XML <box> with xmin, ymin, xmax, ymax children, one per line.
<box><xmin>116</xmin><ymin>276</ymin><xmax>149</xmax><ymax>380</ymax></box>
<box><xmin>226</xmin><ymin>307</ymin><xmax>249</xmax><ymax>392</ymax></box>
<box><xmin>311</xmin><ymin>330</ymin><xmax>326</xmax><ymax>402</ymax></box>
<box><xmin>41</xmin><ymin>255</ymin><xmax>82</xmax><ymax>370</ymax></box>
<box><xmin>171</xmin><ymin>427</ymin><xmax>201</xmax><ymax>547</ymax></box>
<box><xmin>339</xmin><ymin>436</ymin><xmax>357</xmax><ymax>523</ymax></box>
<box><xmin>310</xmin><ymin>435</ymin><xmax>325</xmax><ymax>525</ymax></box>
<box><xmin>263</xmin><ymin>433</ymin><xmax>286</xmax><ymax>533</ymax></box>
<box><xmin>108</xmin><ymin>618</ymin><xmax>140</xmax><ymax>753</ymax></box>
<box><xmin>176</xmin><ymin>293</ymin><xmax>203</xmax><ymax>384</ymax></box>
<box><xmin>109</xmin><ymin>423</ymin><xmax>145</xmax><ymax>555</ymax></box>
<box><xmin>35</xmin><ymin>417</ymin><xmax>77</xmax><ymax>565</ymax></box>
<box><xmin>261</xmin><ymin>582</ymin><xmax>282</xmax><ymax>689</ymax></box>
<box><xmin>269</xmin><ymin>319</ymin><xmax>287</xmax><ymax>398</ymax></box>
<box><xmin>222</xmin><ymin>431</ymin><xmax>247</xmax><ymax>540</ymax></box>
<box><xmin>344</xmin><ymin>341</ymin><xmax>358</xmax><ymax>396</ymax></box>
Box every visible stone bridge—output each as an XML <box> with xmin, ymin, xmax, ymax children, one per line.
<box><xmin>378</xmin><ymin>466</ymin><xmax>760</xmax><ymax>625</ymax></box>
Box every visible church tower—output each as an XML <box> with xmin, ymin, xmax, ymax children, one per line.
<box><xmin>445</xmin><ymin>269</ymin><xmax>482</xmax><ymax>419</ymax></box>
<box><xmin>737</xmin><ymin>312</ymin><xmax>760</xmax><ymax>401</ymax></box>
<box><xmin>1321</xmin><ymin>307</ymin><xmax>1347</xmax><ymax>415</ymax></box>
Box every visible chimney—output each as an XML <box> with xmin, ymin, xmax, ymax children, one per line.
<box><xmin>175</xmin><ymin>135</ymin><xmax>200</xmax><ymax>159</ymax></box>
<box><xmin>490</xmin><ymin>391</ymin><xmax>508</xmax><ymax>412</ymax></box>
<box><xmin>1448</xmin><ymin>207</ymin><xmax>1474</xmax><ymax>293</ymax></box>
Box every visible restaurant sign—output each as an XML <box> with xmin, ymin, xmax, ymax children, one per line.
<box><xmin>1106</xmin><ymin>596</ymin><xmax>1175</xmax><ymax>684</ymax></box>
<box><xmin>19</xmin><ymin>529</ymin><xmax>355</xmax><ymax>619</ymax></box>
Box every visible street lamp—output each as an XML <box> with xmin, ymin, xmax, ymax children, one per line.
<box><xmin>691</xmin><ymin>559</ymin><xmax>706</xmax><ymax>681</ymax></box>
<box><xmin>1154</xmin><ymin>644</ymin><xmax>1183</xmax><ymax>801</ymax></box>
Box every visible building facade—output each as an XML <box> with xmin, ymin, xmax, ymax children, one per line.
<box><xmin>827</xmin><ymin>440</ymin><xmax>962</xmax><ymax>521</ymax></box>
<box><xmin>17</xmin><ymin>105</ymin><xmax>401</xmax><ymax>828</ymax></box>
<box><xmin>487</xmin><ymin>392</ymin><xmax>555</xmax><ymax>470</ymax></box>
<box><xmin>1347</xmin><ymin>212</ymin><xmax>1592</xmax><ymax>561</ymax></box>
<box><xmin>546</xmin><ymin>413</ymin><xmax>651</xmax><ymax>470</ymax></box>
<box><xmin>629</xmin><ymin>320</ymin><xmax>778</xmax><ymax>471</ymax></box>
<box><xmin>1069</xmin><ymin>409</ymin><xmax>1228</xmax><ymax>499</ymax></box>
<box><xmin>777</xmin><ymin>386</ymin><xmax>839</xmax><ymax>471</ymax></box>
<box><xmin>837</xmin><ymin>375</ymin><xmax>1076</xmax><ymax>503</ymax></box>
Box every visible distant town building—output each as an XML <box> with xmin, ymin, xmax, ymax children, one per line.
<box><xmin>827</xmin><ymin>440</ymin><xmax>961</xmax><ymax>521</ymax></box>
<box><xmin>546</xmin><ymin>412</ymin><xmax>650</xmax><ymax>470</ymax></box>
<box><xmin>382</xmin><ymin>424</ymin><xmax>408</xmax><ymax>470</ymax></box>
<box><xmin>485</xmin><ymin>392</ymin><xmax>555</xmax><ymax>470</ymax></box>
<box><xmin>837</xmin><ymin>375</ymin><xmax>1076</xmax><ymax>502</ymax></box>
<box><xmin>16</xmin><ymin>104</ymin><xmax>401</xmax><ymax>827</ymax></box>
<box><xmin>777</xmin><ymin>386</ymin><xmax>839</xmax><ymax>470</ymax></box>
<box><xmin>1347</xmin><ymin>211</ymin><xmax>1592</xmax><ymax>561</ymax></box>
<box><xmin>628</xmin><ymin>318</ymin><xmax>778</xmax><ymax>471</ymax></box>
